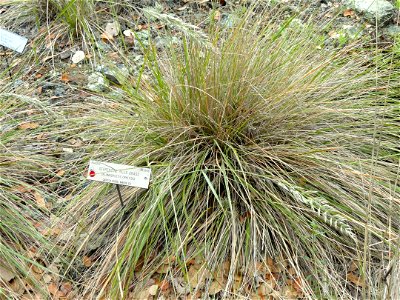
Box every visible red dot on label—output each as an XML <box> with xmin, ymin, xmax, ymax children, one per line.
<box><xmin>89</xmin><ymin>170</ymin><xmax>95</xmax><ymax>177</ymax></box>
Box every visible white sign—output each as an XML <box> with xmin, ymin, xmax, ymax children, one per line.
<box><xmin>0</xmin><ymin>28</ymin><xmax>28</xmax><ymax>53</ymax></box>
<box><xmin>87</xmin><ymin>160</ymin><xmax>151</xmax><ymax>189</ymax></box>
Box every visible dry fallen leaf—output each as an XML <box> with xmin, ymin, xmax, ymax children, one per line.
<box><xmin>158</xmin><ymin>279</ymin><xmax>170</xmax><ymax>292</ymax></box>
<box><xmin>50</xmin><ymin>227</ymin><xmax>61</xmax><ymax>236</ymax></box>
<box><xmin>107</xmin><ymin>52</ymin><xmax>120</xmax><ymax>60</ymax></box>
<box><xmin>232</xmin><ymin>280</ymin><xmax>241</xmax><ymax>292</ymax></box>
<box><xmin>152</xmin><ymin>24</ymin><xmax>164</xmax><ymax>30</ymax></box>
<box><xmin>100</xmin><ymin>31</ymin><xmax>114</xmax><ymax>42</ymax></box>
<box><xmin>33</xmin><ymin>191</ymin><xmax>46</xmax><ymax>209</ymax></box>
<box><xmin>265</xmin><ymin>272</ymin><xmax>279</xmax><ymax>282</ymax></box>
<box><xmin>349</xmin><ymin>261</ymin><xmax>358</xmax><ymax>272</ymax></box>
<box><xmin>163</xmin><ymin>255</ymin><xmax>176</xmax><ymax>264</ymax></box>
<box><xmin>343</xmin><ymin>9</ymin><xmax>355</xmax><ymax>17</ymax></box>
<box><xmin>185</xmin><ymin>258</ymin><xmax>196</xmax><ymax>265</ymax></box>
<box><xmin>266</xmin><ymin>257</ymin><xmax>281</xmax><ymax>273</ymax></box>
<box><xmin>208</xmin><ymin>280</ymin><xmax>223</xmax><ymax>295</ymax></box>
<box><xmin>347</xmin><ymin>272</ymin><xmax>366</xmax><ymax>287</ymax></box>
<box><xmin>31</xmin><ymin>264</ymin><xmax>44</xmax><ymax>275</ymax></box>
<box><xmin>13</xmin><ymin>185</ymin><xmax>29</xmax><ymax>193</ymax></box>
<box><xmin>36</xmin><ymin>132</ymin><xmax>47</xmax><ymax>140</ymax></box>
<box><xmin>59</xmin><ymin>281</ymin><xmax>73</xmax><ymax>296</ymax></box>
<box><xmin>282</xmin><ymin>284</ymin><xmax>300</xmax><ymax>299</ymax></box>
<box><xmin>60</xmin><ymin>73</ymin><xmax>70</xmax><ymax>83</ymax></box>
<box><xmin>10</xmin><ymin>278</ymin><xmax>25</xmax><ymax>296</ymax></box>
<box><xmin>101</xmin><ymin>21</ymin><xmax>120</xmax><ymax>42</ymax></box>
<box><xmin>155</xmin><ymin>263</ymin><xmax>169</xmax><ymax>274</ymax></box>
<box><xmin>258</xmin><ymin>282</ymin><xmax>274</xmax><ymax>296</ymax></box>
<box><xmin>137</xmin><ymin>24</ymin><xmax>149</xmax><ymax>31</ymax></box>
<box><xmin>287</xmin><ymin>278</ymin><xmax>303</xmax><ymax>294</ymax></box>
<box><xmin>83</xmin><ymin>256</ymin><xmax>93</xmax><ymax>267</ymax></box>
<box><xmin>19</xmin><ymin>122</ymin><xmax>39</xmax><ymax>130</ymax></box>
<box><xmin>56</xmin><ymin>169</ymin><xmax>66</xmax><ymax>177</ymax></box>
<box><xmin>48</xmin><ymin>282</ymin><xmax>59</xmax><ymax>296</ymax></box>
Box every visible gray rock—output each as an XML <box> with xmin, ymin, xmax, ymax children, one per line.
<box><xmin>343</xmin><ymin>0</ymin><xmax>395</xmax><ymax>25</ymax></box>
<box><xmin>59</xmin><ymin>50</ymin><xmax>72</xmax><ymax>60</ymax></box>
<box><xmin>342</xmin><ymin>24</ymin><xmax>363</xmax><ymax>40</ymax></box>
<box><xmin>384</xmin><ymin>25</ymin><xmax>400</xmax><ymax>38</ymax></box>
<box><xmin>12</xmin><ymin>79</ymin><xmax>24</xmax><ymax>89</ymax></box>
<box><xmin>154</xmin><ymin>35</ymin><xmax>180</xmax><ymax>49</ymax></box>
<box><xmin>54</xmin><ymin>87</ymin><xmax>66</xmax><ymax>97</ymax></box>
<box><xmin>87</xmin><ymin>72</ymin><xmax>109</xmax><ymax>92</ymax></box>
<box><xmin>221</xmin><ymin>13</ymin><xmax>239</xmax><ymax>28</ymax></box>
<box><xmin>96</xmin><ymin>64</ymin><xmax>129</xmax><ymax>85</ymax></box>
<box><xmin>135</xmin><ymin>30</ymin><xmax>151</xmax><ymax>47</ymax></box>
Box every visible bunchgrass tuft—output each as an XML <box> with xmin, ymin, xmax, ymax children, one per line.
<box><xmin>0</xmin><ymin>95</ymin><xmax>58</xmax><ymax>298</ymax></box>
<box><xmin>62</xmin><ymin>10</ymin><xmax>400</xmax><ymax>299</ymax></box>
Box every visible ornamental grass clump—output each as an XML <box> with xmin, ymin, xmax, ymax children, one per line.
<box><xmin>0</xmin><ymin>96</ymin><xmax>58</xmax><ymax>298</ymax></box>
<box><xmin>64</xmin><ymin>13</ymin><xmax>400</xmax><ymax>299</ymax></box>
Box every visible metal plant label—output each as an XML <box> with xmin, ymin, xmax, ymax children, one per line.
<box><xmin>0</xmin><ymin>28</ymin><xmax>28</xmax><ymax>53</ymax></box>
<box><xmin>87</xmin><ymin>160</ymin><xmax>151</xmax><ymax>189</ymax></box>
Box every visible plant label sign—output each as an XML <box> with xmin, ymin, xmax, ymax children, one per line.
<box><xmin>87</xmin><ymin>160</ymin><xmax>151</xmax><ymax>189</ymax></box>
<box><xmin>0</xmin><ymin>28</ymin><xmax>28</xmax><ymax>53</ymax></box>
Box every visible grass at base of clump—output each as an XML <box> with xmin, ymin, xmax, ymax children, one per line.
<box><xmin>55</xmin><ymin>9</ymin><xmax>400</xmax><ymax>299</ymax></box>
<box><xmin>0</xmin><ymin>96</ymin><xmax>60</xmax><ymax>298</ymax></box>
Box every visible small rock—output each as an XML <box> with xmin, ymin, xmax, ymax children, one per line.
<box><xmin>62</xmin><ymin>147</ymin><xmax>73</xmax><ymax>153</ymax></box>
<box><xmin>343</xmin><ymin>0</ymin><xmax>395</xmax><ymax>25</ymax></box>
<box><xmin>96</xmin><ymin>64</ymin><xmax>129</xmax><ymax>85</ymax></box>
<box><xmin>384</xmin><ymin>25</ymin><xmax>400</xmax><ymax>38</ymax></box>
<box><xmin>135</xmin><ymin>30</ymin><xmax>151</xmax><ymax>47</ymax></box>
<box><xmin>221</xmin><ymin>13</ymin><xmax>239</xmax><ymax>28</ymax></box>
<box><xmin>60</xmin><ymin>50</ymin><xmax>72</xmax><ymax>60</ymax></box>
<box><xmin>123</xmin><ymin>29</ymin><xmax>135</xmax><ymax>45</ymax></box>
<box><xmin>87</xmin><ymin>72</ymin><xmax>109</xmax><ymax>92</ymax></box>
<box><xmin>54</xmin><ymin>87</ymin><xmax>66</xmax><ymax>97</ymax></box>
<box><xmin>71</xmin><ymin>50</ymin><xmax>85</xmax><ymax>64</ymax></box>
<box><xmin>12</xmin><ymin>79</ymin><xmax>24</xmax><ymax>89</ymax></box>
<box><xmin>105</xmin><ymin>21</ymin><xmax>120</xmax><ymax>37</ymax></box>
<box><xmin>341</xmin><ymin>24</ymin><xmax>362</xmax><ymax>39</ymax></box>
<box><xmin>148</xmin><ymin>284</ymin><xmax>158</xmax><ymax>296</ymax></box>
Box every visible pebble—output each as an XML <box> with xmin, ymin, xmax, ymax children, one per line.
<box><xmin>342</xmin><ymin>0</ymin><xmax>395</xmax><ymax>25</ymax></box>
<box><xmin>71</xmin><ymin>50</ymin><xmax>86</xmax><ymax>64</ymax></box>
<box><xmin>87</xmin><ymin>72</ymin><xmax>109</xmax><ymax>92</ymax></box>
<box><xmin>148</xmin><ymin>284</ymin><xmax>158</xmax><ymax>296</ymax></box>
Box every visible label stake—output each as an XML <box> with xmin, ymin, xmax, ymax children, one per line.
<box><xmin>116</xmin><ymin>184</ymin><xmax>124</xmax><ymax>208</ymax></box>
<box><xmin>2</xmin><ymin>45</ymin><xmax>13</xmax><ymax>81</ymax></box>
